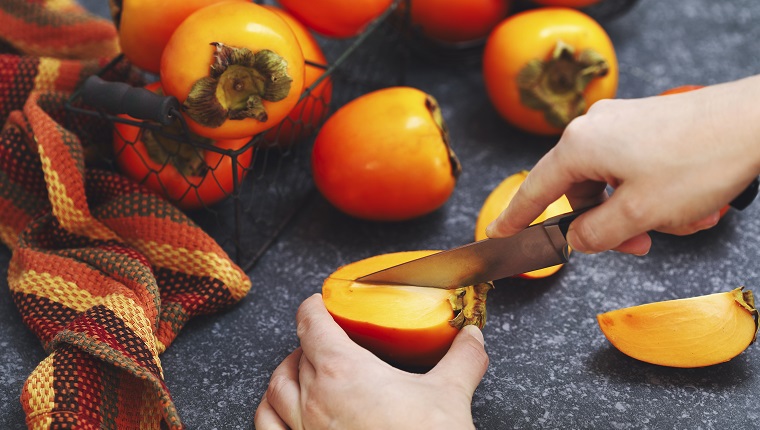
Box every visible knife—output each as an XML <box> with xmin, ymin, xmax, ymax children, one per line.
<box><xmin>356</xmin><ymin>176</ymin><xmax>760</xmax><ymax>289</ymax></box>
<box><xmin>356</xmin><ymin>206</ymin><xmax>591</xmax><ymax>289</ymax></box>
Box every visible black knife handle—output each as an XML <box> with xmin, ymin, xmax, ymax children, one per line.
<box><xmin>730</xmin><ymin>177</ymin><xmax>759</xmax><ymax>210</ymax></box>
<box><xmin>79</xmin><ymin>76</ymin><xmax>180</xmax><ymax>126</ymax></box>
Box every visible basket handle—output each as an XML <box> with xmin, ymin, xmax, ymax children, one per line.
<box><xmin>80</xmin><ymin>76</ymin><xmax>180</xmax><ymax>126</ymax></box>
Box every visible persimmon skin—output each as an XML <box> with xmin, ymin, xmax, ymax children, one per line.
<box><xmin>483</xmin><ymin>7</ymin><xmax>618</xmax><ymax>135</ymax></box>
<box><xmin>160</xmin><ymin>1</ymin><xmax>305</xmax><ymax>140</ymax></box>
<box><xmin>117</xmin><ymin>0</ymin><xmax>244</xmax><ymax>74</ymax></box>
<box><xmin>475</xmin><ymin>171</ymin><xmax>572</xmax><ymax>278</ymax></box>
<box><xmin>409</xmin><ymin>0</ymin><xmax>511</xmax><ymax>44</ymax></box>
<box><xmin>278</xmin><ymin>0</ymin><xmax>393</xmax><ymax>38</ymax></box>
<box><xmin>312</xmin><ymin>87</ymin><xmax>459</xmax><ymax>221</ymax></box>
<box><xmin>262</xmin><ymin>6</ymin><xmax>332</xmax><ymax>147</ymax></box>
<box><xmin>323</xmin><ymin>251</ymin><xmax>468</xmax><ymax>368</ymax></box>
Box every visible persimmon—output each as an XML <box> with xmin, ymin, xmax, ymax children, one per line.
<box><xmin>262</xmin><ymin>6</ymin><xmax>333</xmax><ymax>147</ymax></box>
<box><xmin>312</xmin><ymin>87</ymin><xmax>461</xmax><ymax>221</ymax></box>
<box><xmin>160</xmin><ymin>1</ymin><xmax>305</xmax><ymax>140</ymax></box>
<box><xmin>407</xmin><ymin>0</ymin><xmax>511</xmax><ymax>44</ymax></box>
<box><xmin>483</xmin><ymin>7</ymin><xmax>618</xmax><ymax>135</ymax></box>
<box><xmin>597</xmin><ymin>288</ymin><xmax>758</xmax><ymax>368</ymax></box>
<box><xmin>475</xmin><ymin>170</ymin><xmax>572</xmax><ymax>278</ymax></box>
<box><xmin>114</xmin><ymin>0</ymin><xmax>245</xmax><ymax>74</ymax></box>
<box><xmin>323</xmin><ymin>251</ymin><xmax>492</xmax><ymax>368</ymax></box>
<box><xmin>532</xmin><ymin>0</ymin><xmax>601</xmax><ymax>7</ymax></box>
<box><xmin>278</xmin><ymin>0</ymin><xmax>393</xmax><ymax>38</ymax></box>
<box><xmin>113</xmin><ymin>82</ymin><xmax>253</xmax><ymax>210</ymax></box>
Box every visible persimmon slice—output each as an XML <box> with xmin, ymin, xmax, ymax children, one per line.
<box><xmin>597</xmin><ymin>288</ymin><xmax>759</xmax><ymax>368</ymax></box>
<box><xmin>323</xmin><ymin>251</ymin><xmax>492</xmax><ymax>369</ymax></box>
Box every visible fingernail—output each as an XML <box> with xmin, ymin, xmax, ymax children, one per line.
<box><xmin>485</xmin><ymin>223</ymin><xmax>495</xmax><ymax>237</ymax></box>
<box><xmin>462</xmin><ymin>325</ymin><xmax>485</xmax><ymax>346</ymax></box>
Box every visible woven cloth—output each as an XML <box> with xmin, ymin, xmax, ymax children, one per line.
<box><xmin>0</xmin><ymin>1</ymin><xmax>252</xmax><ymax>428</ymax></box>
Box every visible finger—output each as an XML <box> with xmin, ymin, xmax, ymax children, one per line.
<box><xmin>253</xmin><ymin>394</ymin><xmax>289</xmax><ymax>430</ymax></box>
<box><xmin>428</xmin><ymin>325</ymin><xmax>489</xmax><ymax>395</ymax></box>
<box><xmin>263</xmin><ymin>348</ymin><xmax>304</xmax><ymax>430</ymax></box>
<box><xmin>296</xmin><ymin>294</ymin><xmax>361</xmax><ymax>368</ymax></box>
<box><xmin>656</xmin><ymin>211</ymin><xmax>721</xmax><ymax>236</ymax></box>
<box><xmin>611</xmin><ymin>232</ymin><xmax>652</xmax><ymax>256</ymax></box>
<box><xmin>565</xmin><ymin>189</ymin><xmax>659</xmax><ymax>253</ymax></box>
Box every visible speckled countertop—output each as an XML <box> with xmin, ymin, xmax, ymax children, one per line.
<box><xmin>3</xmin><ymin>0</ymin><xmax>760</xmax><ymax>428</ymax></box>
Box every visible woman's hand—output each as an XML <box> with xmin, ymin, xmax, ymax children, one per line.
<box><xmin>254</xmin><ymin>293</ymin><xmax>489</xmax><ymax>430</ymax></box>
<box><xmin>487</xmin><ymin>75</ymin><xmax>760</xmax><ymax>255</ymax></box>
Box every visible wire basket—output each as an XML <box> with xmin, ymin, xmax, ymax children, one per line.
<box><xmin>65</xmin><ymin>1</ymin><xmax>408</xmax><ymax>272</ymax></box>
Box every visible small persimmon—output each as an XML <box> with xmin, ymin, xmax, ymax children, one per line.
<box><xmin>278</xmin><ymin>0</ymin><xmax>393</xmax><ymax>38</ymax></box>
<box><xmin>312</xmin><ymin>87</ymin><xmax>461</xmax><ymax>221</ymax></box>
<box><xmin>475</xmin><ymin>170</ymin><xmax>572</xmax><ymax>278</ymax></box>
<box><xmin>407</xmin><ymin>0</ymin><xmax>511</xmax><ymax>44</ymax></box>
<box><xmin>597</xmin><ymin>288</ymin><xmax>758</xmax><ymax>368</ymax></box>
<box><xmin>323</xmin><ymin>251</ymin><xmax>492</xmax><ymax>369</ymax></box>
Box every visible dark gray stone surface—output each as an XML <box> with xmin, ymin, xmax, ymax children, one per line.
<box><xmin>3</xmin><ymin>0</ymin><xmax>760</xmax><ymax>428</ymax></box>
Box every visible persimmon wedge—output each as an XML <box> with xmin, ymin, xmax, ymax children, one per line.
<box><xmin>323</xmin><ymin>251</ymin><xmax>492</xmax><ymax>369</ymax></box>
<box><xmin>597</xmin><ymin>288</ymin><xmax>759</xmax><ymax>368</ymax></box>
<box><xmin>475</xmin><ymin>170</ymin><xmax>572</xmax><ymax>278</ymax></box>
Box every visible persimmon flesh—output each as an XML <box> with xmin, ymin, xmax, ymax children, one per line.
<box><xmin>597</xmin><ymin>288</ymin><xmax>758</xmax><ymax>368</ymax></box>
<box><xmin>475</xmin><ymin>170</ymin><xmax>572</xmax><ymax>278</ymax></box>
<box><xmin>323</xmin><ymin>251</ymin><xmax>492</xmax><ymax>369</ymax></box>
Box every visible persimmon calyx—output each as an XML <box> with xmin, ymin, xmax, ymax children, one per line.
<box><xmin>516</xmin><ymin>39</ymin><xmax>609</xmax><ymax>129</ymax></box>
<box><xmin>733</xmin><ymin>287</ymin><xmax>759</xmax><ymax>343</ymax></box>
<box><xmin>425</xmin><ymin>94</ymin><xmax>462</xmax><ymax>180</ymax></box>
<box><xmin>448</xmin><ymin>282</ymin><xmax>493</xmax><ymax>329</ymax></box>
<box><xmin>140</xmin><ymin>120</ymin><xmax>212</xmax><ymax>177</ymax></box>
<box><xmin>183</xmin><ymin>42</ymin><xmax>293</xmax><ymax>128</ymax></box>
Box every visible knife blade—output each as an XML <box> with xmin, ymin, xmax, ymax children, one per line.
<box><xmin>356</xmin><ymin>207</ymin><xmax>592</xmax><ymax>289</ymax></box>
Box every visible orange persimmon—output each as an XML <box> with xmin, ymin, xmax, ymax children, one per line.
<box><xmin>312</xmin><ymin>87</ymin><xmax>461</xmax><ymax>221</ymax></box>
<box><xmin>323</xmin><ymin>251</ymin><xmax>492</xmax><ymax>369</ymax></box>
<box><xmin>597</xmin><ymin>288</ymin><xmax>758</xmax><ymax>368</ymax></box>
<box><xmin>483</xmin><ymin>7</ymin><xmax>618</xmax><ymax>135</ymax></box>
<box><xmin>278</xmin><ymin>0</ymin><xmax>393</xmax><ymax>38</ymax></box>
<box><xmin>407</xmin><ymin>0</ymin><xmax>511</xmax><ymax>44</ymax></box>
<box><xmin>475</xmin><ymin>170</ymin><xmax>572</xmax><ymax>278</ymax></box>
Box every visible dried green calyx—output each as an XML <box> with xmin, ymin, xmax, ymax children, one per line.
<box><xmin>448</xmin><ymin>282</ymin><xmax>493</xmax><ymax>329</ymax></box>
<box><xmin>141</xmin><ymin>122</ymin><xmax>211</xmax><ymax>177</ymax></box>
<box><xmin>517</xmin><ymin>40</ymin><xmax>609</xmax><ymax>129</ymax></box>
<box><xmin>425</xmin><ymin>94</ymin><xmax>462</xmax><ymax>180</ymax></box>
<box><xmin>183</xmin><ymin>42</ymin><xmax>293</xmax><ymax>128</ymax></box>
<box><xmin>733</xmin><ymin>287</ymin><xmax>759</xmax><ymax>343</ymax></box>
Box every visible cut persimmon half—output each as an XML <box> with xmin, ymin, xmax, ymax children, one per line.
<box><xmin>597</xmin><ymin>287</ymin><xmax>759</xmax><ymax>368</ymax></box>
<box><xmin>322</xmin><ymin>251</ymin><xmax>492</xmax><ymax>369</ymax></box>
<box><xmin>475</xmin><ymin>170</ymin><xmax>573</xmax><ymax>278</ymax></box>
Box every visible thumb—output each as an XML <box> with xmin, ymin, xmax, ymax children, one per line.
<box><xmin>429</xmin><ymin>325</ymin><xmax>489</xmax><ymax>394</ymax></box>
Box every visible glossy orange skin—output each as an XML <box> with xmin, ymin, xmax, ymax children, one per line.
<box><xmin>113</xmin><ymin>82</ymin><xmax>253</xmax><ymax>210</ymax></box>
<box><xmin>483</xmin><ymin>7</ymin><xmax>618</xmax><ymax>135</ymax></box>
<box><xmin>532</xmin><ymin>0</ymin><xmax>601</xmax><ymax>7</ymax></box>
<box><xmin>659</xmin><ymin>84</ymin><xmax>730</xmax><ymax>219</ymax></box>
<box><xmin>278</xmin><ymin>0</ymin><xmax>393</xmax><ymax>38</ymax></box>
<box><xmin>409</xmin><ymin>0</ymin><xmax>511</xmax><ymax>44</ymax></box>
<box><xmin>160</xmin><ymin>1</ymin><xmax>305</xmax><ymax>140</ymax></box>
<box><xmin>312</xmin><ymin>87</ymin><xmax>458</xmax><ymax>221</ymax></box>
<box><xmin>323</xmin><ymin>251</ymin><xmax>462</xmax><ymax>369</ymax></box>
<box><xmin>117</xmin><ymin>0</ymin><xmax>244</xmax><ymax>74</ymax></box>
<box><xmin>262</xmin><ymin>6</ymin><xmax>332</xmax><ymax>147</ymax></box>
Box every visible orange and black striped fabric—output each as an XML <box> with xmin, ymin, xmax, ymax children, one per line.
<box><xmin>0</xmin><ymin>1</ymin><xmax>252</xmax><ymax>428</ymax></box>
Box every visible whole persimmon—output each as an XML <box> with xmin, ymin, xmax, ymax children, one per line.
<box><xmin>114</xmin><ymin>0</ymin><xmax>245</xmax><ymax>74</ymax></box>
<box><xmin>408</xmin><ymin>0</ymin><xmax>511</xmax><ymax>44</ymax></box>
<box><xmin>278</xmin><ymin>0</ymin><xmax>393</xmax><ymax>38</ymax></box>
<box><xmin>312</xmin><ymin>87</ymin><xmax>461</xmax><ymax>221</ymax></box>
<box><xmin>160</xmin><ymin>1</ymin><xmax>305</xmax><ymax>140</ymax></box>
<box><xmin>483</xmin><ymin>7</ymin><xmax>618</xmax><ymax>135</ymax></box>
<box><xmin>262</xmin><ymin>6</ymin><xmax>332</xmax><ymax>147</ymax></box>
<box><xmin>323</xmin><ymin>251</ymin><xmax>492</xmax><ymax>369</ymax></box>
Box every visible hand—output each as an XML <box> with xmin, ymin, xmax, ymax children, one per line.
<box><xmin>254</xmin><ymin>293</ymin><xmax>489</xmax><ymax>430</ymax></box>
<box><xmin>487</xmin><ymin>75</ymin><xmax>760</xmax><ymax>255</ymax></box>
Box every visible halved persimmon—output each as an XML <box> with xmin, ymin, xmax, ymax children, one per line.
<box><xmin>323</xmin><ymin>251</ymin><xmax>492</xmax><ymax>369</ymax></box>
<box><xmin>475</xmin><ymin>170</ymin><xmax>572</xmax><ymax>278</ymax></box>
